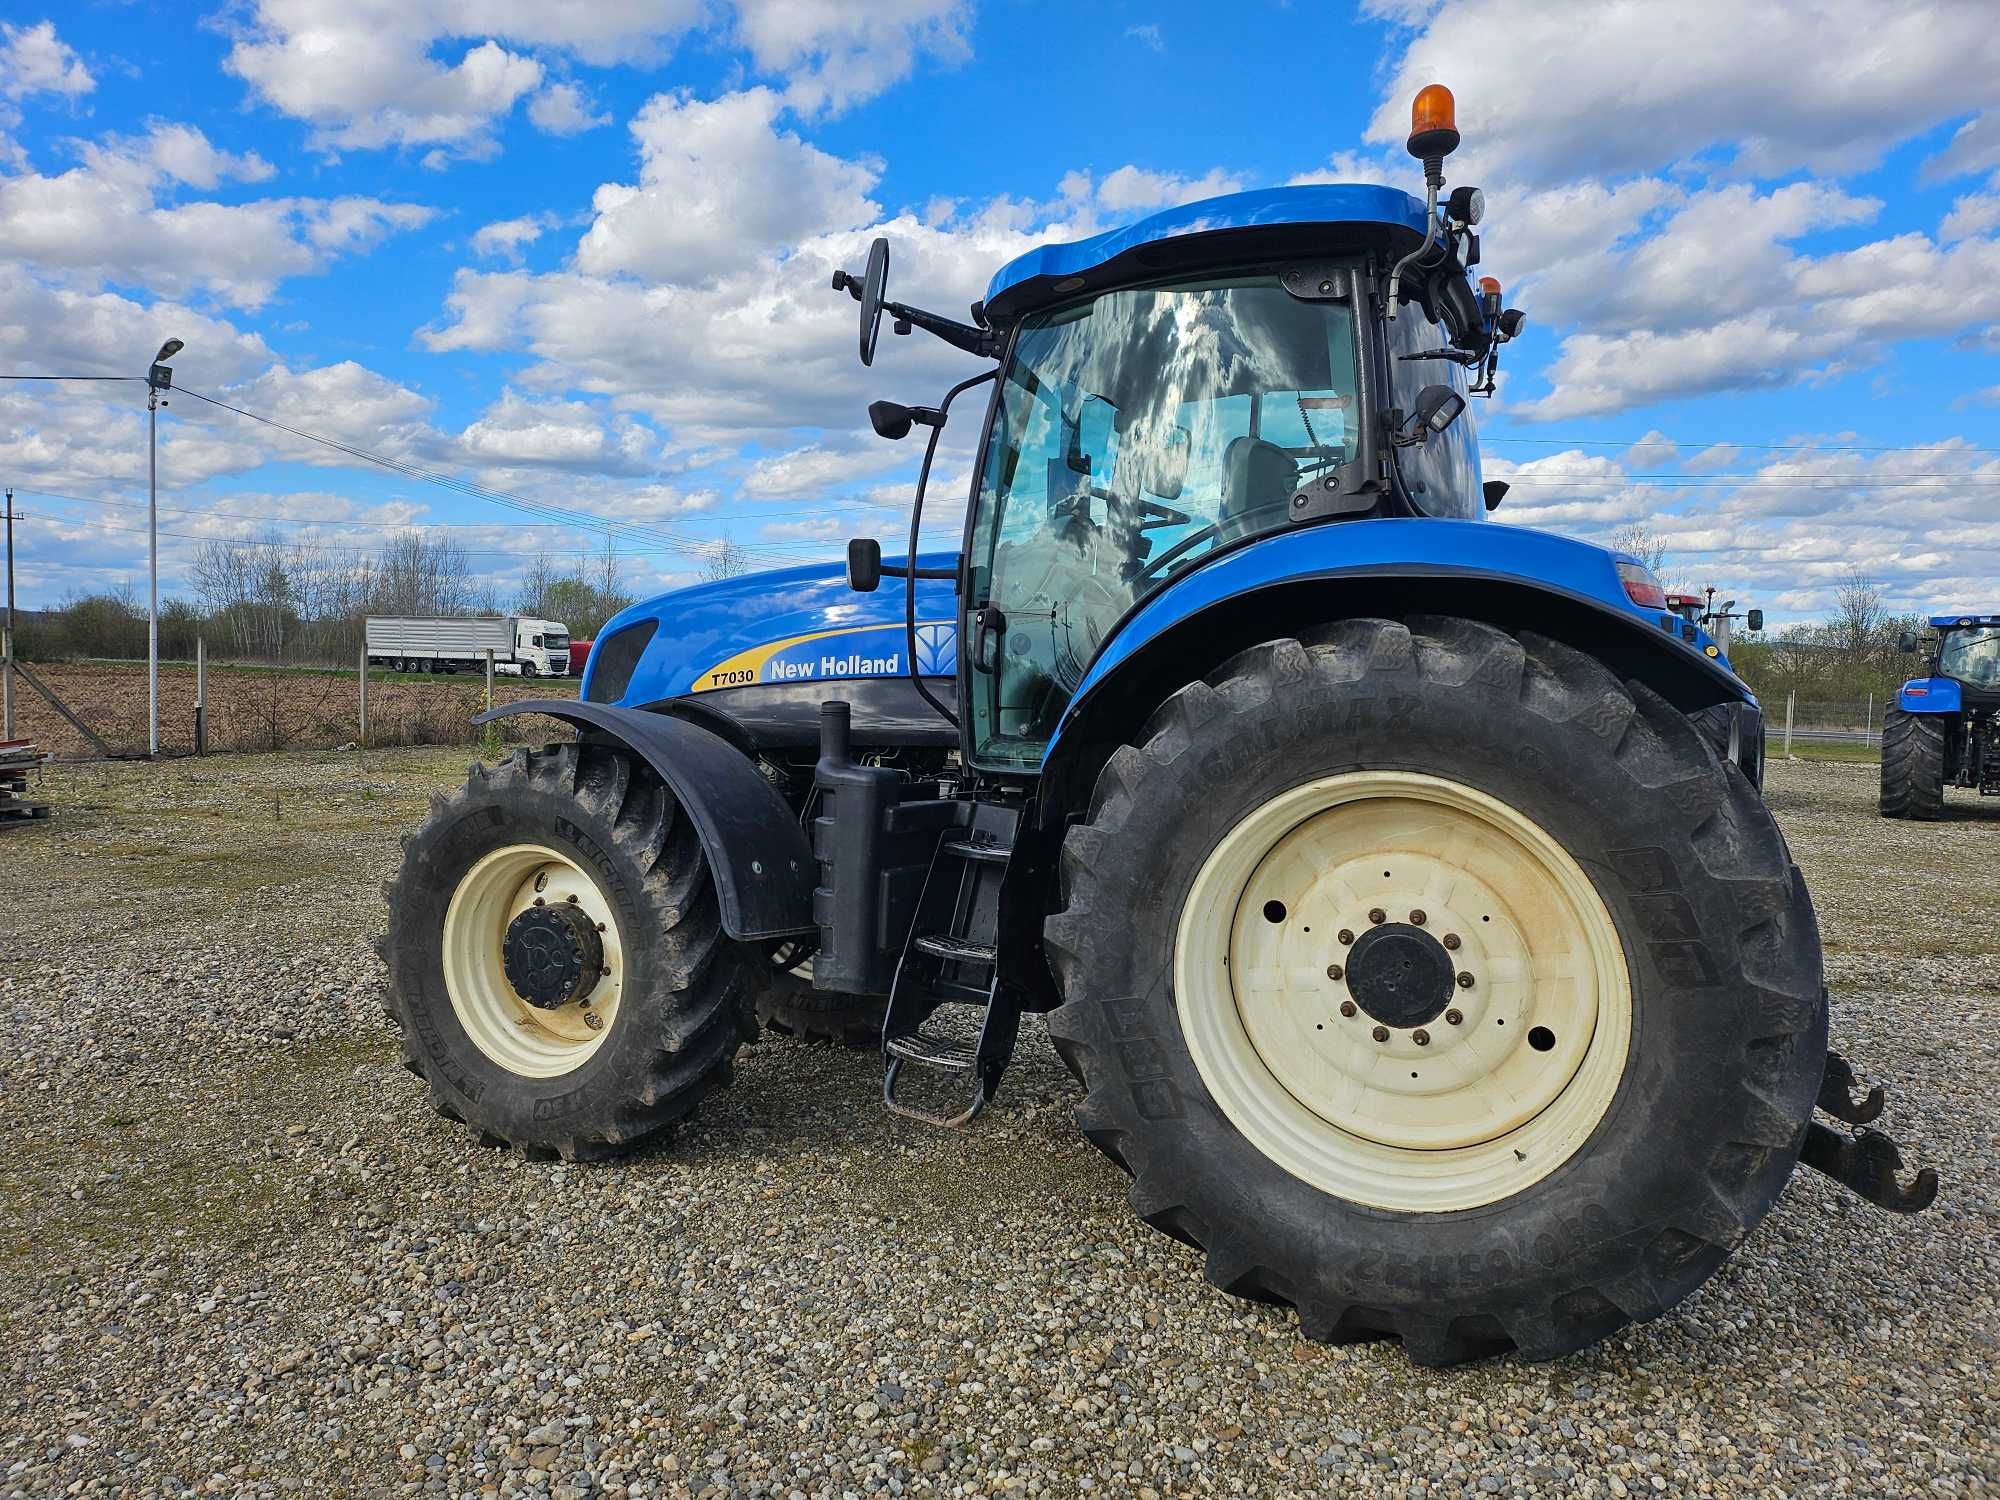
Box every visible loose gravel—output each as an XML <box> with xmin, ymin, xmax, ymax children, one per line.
<box><xmin>1</xmin><ymin>748</ymin><xmax>1993</xmax><ymax>1499</ymax></box>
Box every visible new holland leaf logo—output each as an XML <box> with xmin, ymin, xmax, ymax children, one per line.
<box><xmin>913</xmin><ymin>624</ymin><xmax>957</xmax><ymax>676</ymax></box>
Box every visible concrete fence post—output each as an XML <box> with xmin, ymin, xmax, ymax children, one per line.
<box><xmin>359</xmin><ymin>643</ymin><xmax>369</xmax><ymax>747</ymax></box>
<box><xmin>484</xmin><ymin>648</ymin><xmax>494</xmax><ymax>716</ymax></box>
<box><xmin>1865</xmin><ymin>692</ymin><xmax>1873</xmax><ymax>747</ymax></box>
<box><xmin>194</xmin><ymin>638</ymin><xmax>207</xmax><ymax>755</ymax></box>
<box><xmin>1784</xmin><ymin>691</ymin><xmax>1795</xmax><ymax>755</ymax></box>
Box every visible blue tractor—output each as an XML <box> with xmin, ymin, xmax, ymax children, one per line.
<box><xmin>1880</xmin><ymin>612</ymin><xmax>2000</xmax><ymax>818</ymax></box>
<box><xmin>381</xmin><ymin>85</ymin><xmax>1933</xmax><ymax>1364</ymax></box>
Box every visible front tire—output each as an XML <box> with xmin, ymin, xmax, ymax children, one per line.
<box><xmin>1879</xmin><ymin>710</ymin><xmax>1946</xmax><ymax>819</ymax></box>
<box><xmin>379</xmin><ymin>743</ymin><xmax>757</xmax><ymax>1158</ymax></box>
<box><xmin>1045</xmin><ymin>618</ymin><xmax>1827</xmax><ymax>1365</ymax></box>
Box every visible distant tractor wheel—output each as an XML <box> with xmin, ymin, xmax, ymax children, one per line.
<box><xmin>755</xmin><ymin>942</ymin><xmax>886</xmax><ymax>1046</ymax></box>
<box><xmin>378</xmin><ymin>743</ymin><xmax>757</xmax><ymax>1159</ymax></box>
<box><xmin>1045</xmin><ymin>617</ymin><xmax>1827</xmax><ymax>1365</ymax></box>
<box><xmin>1879</xmin><ymin>709</ymin><xmax>1945</xmax><ymax>820</ymax></box>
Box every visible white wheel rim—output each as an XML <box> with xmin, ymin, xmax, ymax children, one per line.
<box><xmin>441</xmin><ymin>843</ymin><xmax>624</xmax><ymax>1078</ymax></box>
<box><xmin>1175</xmin><ymin>771</ymin><xmax>1631</xmax><ymax>1213</ymax></box>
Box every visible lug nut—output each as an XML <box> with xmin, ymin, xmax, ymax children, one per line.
<box><xmin>1456</xmin><ymin>971</ymin><xmax>1475</xmax><ymax>989</ymax></box>
<box><xmin>1326</xmin><ymin>963</ymin><xmax>1344</xmax><ymax>981</ymax></box>
<box><xmin>1442</xmin><ymin>933</ymin><xmax>1461</xmax><ymax>951</ymax></box>
<box><xmin>1339</xmin><ymin>1000</ymin><xmax>1357</xmax><ymax>1018</ymax></box>
<box><xmin>1368</xmin><ymin>908</ymin><xmax>1386</xmax><ymax>925</ymax></box>
<box><xmin>1412</xmin><ymin>1029</ymin><xmax>1430</xmax><ymax>1046</ymax></box>
<box><xmin>1371</xmin><ymin>1025</ymin><xmax>1390</xmax><ymax>1043</ymax></box>
<box><xmin>1445</xmin><ymin>1008</ymin><xmax>1464</xmax><ymax>1026</ymax></box>
<box><xmin>583</xmin><ymin>1011</ymin><xmax>605</xmax><ymax>1031</ymax></box>
<box><xmin>1409</xmin><ymin>909</ymin><xmax>1427</xmax><ymax>926</ymax></box>
<box><xmin>1338</xmin><ymin>928</ymin><xmax>1355</xmax><ymax>945</ymax></box>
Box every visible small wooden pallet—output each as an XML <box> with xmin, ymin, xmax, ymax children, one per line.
<box><xmin>0</xmin><ymin>738</ymin><xmax>49</xmax><ymax>822</ymax></box>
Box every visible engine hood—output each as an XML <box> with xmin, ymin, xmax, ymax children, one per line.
<box><xmin>583</xmin><ymin>553</ymin><xmax>960</xmax><ymax>706</ymax></box>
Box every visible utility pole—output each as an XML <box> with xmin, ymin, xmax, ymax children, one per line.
<box><xmin>146</xmin><ymin>337</ymin><xmax>184</xmax><ymax>759</ymax></box>
<box><xmin>3</xmin><ymin>487</ymin><xmax>15</xmax><ymax>741</ymax></box>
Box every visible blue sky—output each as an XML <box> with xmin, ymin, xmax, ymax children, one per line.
<box><xmin>2</xmin><ymin>0</ymin><xmax>1997</xmax><ymax>622</ymax></box>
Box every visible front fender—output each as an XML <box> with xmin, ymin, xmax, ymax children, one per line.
<box><xmin>1898</xmin><ymin>677</ymin><xmax>1963</xmax><ymax>714</ymax></box>
<box><xmin>477</xmin><ymin>700</ymin><xmax>815</xmax><ymax>941</ymax></box>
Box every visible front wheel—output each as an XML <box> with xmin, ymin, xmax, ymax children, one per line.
<box><xmin>1879</xmin><ymin>709</ymin><xmax>1946</xmax><ymax>819</ymax></box>
<box><xmin>379</xmin><ymin>744</ymin><xmax>757</xmax><ymax>1158</ymax></box>
<box><xmin>1045</xmin><ymin>618</ymin><xmax>1827</xmax><ymax>1364</ymax></box>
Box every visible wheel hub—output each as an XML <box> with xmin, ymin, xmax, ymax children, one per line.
<box><xmin>1344</xmin><ymin>922</ymin><xmax>1453</xmax><ymax>1029</ymax></box>
<box><xmin>502</xmin><ymin>902</ymin><xmax>603</xmax><ymax>1010</ymax></box>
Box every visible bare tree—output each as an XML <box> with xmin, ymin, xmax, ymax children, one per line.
<box><xmin>699</xmin><ymin>536</ymin><xmax>749</xmax><ymax>582</ymax></box>
<box><xmin>1828</xmin><ymin>571</ymin><xmax>1886</xmax><ymax>657</ymax></box>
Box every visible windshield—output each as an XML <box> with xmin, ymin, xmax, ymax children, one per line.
<box><xmin>1940</xmin><ymin>626</ymin><xmax>2000</xmax><ymax>687</ymax></box>
<box><xmin>966</xmin><ymin>274</ymin><xmax>1360</xmax><ymax>769</ymax></box>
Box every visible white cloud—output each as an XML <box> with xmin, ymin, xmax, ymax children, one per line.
<box><xmin>575</xmin><ymin>88</ymin><xmax>881</xmax><ymax>284</ymax></box>
<box><xmin>1620</xmin><ymin>430</ymin><xmax>1676</xmax><ymax>469</ymax></box>
<box><xmin>457</xmin><ymin>389</ymin><xmax>655</xmax><ymax>472</ymax></box>
<box><xmin>741</xmin><ymin>443</ymin><xmax>900</xmax><ymax>499</ymax></box>
<box><xmin>1925</xmin><ymin>111</ymin><xmax>2000</xmax><ymax>183</ymax></box>
<box><xmin>0</xmin><ymin>20</ymin><xmax>93</xmax><ymax>101</ymax></box>
<box><xmin>732</xmin><ymin>0</ymin><xmax>972</xmax><ymax>116</ymax></box>
<box><xmin>1942</xmin><ymin>182</ymin><xmax>2000</xmax><ymax>243</ymax></box>
<box><xmin>1366</xmin><ymin>0</ymin><xmax>2000</xmax><ymax>186</ymax></box>
<box><xmin>0</xmin><ymin>131</ymin><xmax>434</xmax><ymax>308</ymax></box>
<box><xmin>1079</xmin><ymin>165</ymin><xmax>1247</xmax><ymax>213</ymax></box>
<box><xmin>1125</xmin><ymin>24</ymin><xmax>1164</xmax><ymax>53</ymax></box>
<box><xmin>472</xmin><ymin>210</ymin><xmax>559</xmax><ymax>261</ymax></box>
<box><xmin>527</xmin><ymin>81</ymin><xmax>609</xmax><ymax>136</ymax></box>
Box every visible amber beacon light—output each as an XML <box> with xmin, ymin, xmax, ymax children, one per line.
<box><xmin>1407</xmin><ymin>83</ymin><xmax>1461</xmax><ymax>160</ymax></box>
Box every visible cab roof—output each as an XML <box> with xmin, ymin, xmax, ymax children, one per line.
<box><xmin>1931</xmin><ymin>613</ymin><xmax>2000</xmax><ymax>627</ymax></box>
<box><xmin>983</xmin><ymin>184</ymin><xmax>1431</xmax><ymax>323</ymax></box>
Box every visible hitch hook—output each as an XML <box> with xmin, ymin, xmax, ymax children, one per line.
<box><xmin>1817</xmin><ymin>1051</ymin><xmax>1885</xmax><ymax>1125</ymax></box>
<box><xmin>1799</xmin><ymin>1121</ymin><xmax>1938</xmax><ymax>1214</ymax></box>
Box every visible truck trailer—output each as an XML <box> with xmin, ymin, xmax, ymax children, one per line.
<box><xmin>365</xmin><ymin>616</ymin><xmax>571</xmax><ymax>677</ymax></box>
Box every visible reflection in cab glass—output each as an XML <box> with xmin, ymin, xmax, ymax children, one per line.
<box><xmin>967</xmin><ymin>276</ymin><xmax>1360</xmax><ymax>767</ymax></box>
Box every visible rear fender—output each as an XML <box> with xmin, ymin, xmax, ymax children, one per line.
<box><xmin>1897</xmin><ymin>677</ymin><xmax>1963</xmax><ymax>714</ymax></box>
<box><xmin>477</xmin><ymin>700</ymin><xmax>815</xmax><ymax>941</ymax></box>
<box><xmin>1037</xmin><ymin>555</ymin><xmax>1755</xmax><ymax>823</ymax></box>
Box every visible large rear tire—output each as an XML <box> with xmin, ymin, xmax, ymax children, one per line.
<box><xmin>1045</xmin><ymin>618</ymin><xmax>1828</xmax><ymax>1365</ymax></box>
<box><xmin>1879</xmin><ymin>709</ymin><xmax>1946</xmax><ymax>820</ymax></box>
<box><xmin>379</xmin><ymin>743</ymin><xmax>757</xmax><ymax>1159</ymax></box>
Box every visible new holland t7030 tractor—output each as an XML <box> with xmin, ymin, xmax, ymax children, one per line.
<box><xmin>1880</xmin><ymin>611</ymin><xmax>2000</xmax><ymax>818</ymax></box>
<box><xmin>382</xmin><ymin>86</ymin><xmax>1934</xmax><ymax>1365</ymax></box>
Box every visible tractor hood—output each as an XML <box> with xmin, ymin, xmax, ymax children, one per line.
<box><xmin>583</xmin><ymin>554</ymin><xmax>959</xmax><ymax>707</ymax></box>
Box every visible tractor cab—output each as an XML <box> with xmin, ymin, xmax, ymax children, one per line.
<box><xmin>837</xmin><ymin>91</ymin><xmax>1522</xmax><ymax>774</ymax></box>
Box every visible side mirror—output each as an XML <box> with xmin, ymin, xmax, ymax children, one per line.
<box><xmin>858</xmin><ymin>237</ymin><xmax>890</xmax><ymax>367</ymax></box>
<box><xmin>846</xmin><ymin>537</ymin><xmax>882</xmax><ymax>593</ymax></box>
<box><xmin>1747</xmin><ymin>608</ymin><xmax>1764</xmax><ymax>633</ymax></box>
<box><xmin>1898</xmin><ymin>629</ymin><xmax>1918</xmax><ymax>653</ymax></box>
<box><xmin>868</xmin><ymin>399</ymin><xmax>943</xmax><ymax>441</ymax></box>
<box><xmin>1409</xmin><ymin>384</ymin><xmax>1465</xmax><ymax>442</ymax></box>
<box><xmin>1482</xmin><ymin>479</ymin><xmax>1509</xmax><ymax>512</ymax></box>
<box><xmin>869</xmin><ymin>401</ymin><xmax>913</xmax><ymax>441</ymax></box>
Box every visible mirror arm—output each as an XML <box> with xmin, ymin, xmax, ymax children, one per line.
<box><xmin>884</xmin><ymin>300</ymin><xmax>1001</xmax><ymax>358</ymax></box>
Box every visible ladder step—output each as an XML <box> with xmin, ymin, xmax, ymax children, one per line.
<box><xmin>885</xmin><ymin>1030</ymin><xmax>980</xmax><ymax>1071</ymax></box>
<box><xmin>913</xmin><ymin>933</ymin><xmax>997</xmax><ymax>965</ymax></box>
<box><xmin>941</xmin><ymin>838</ymin><xmax>1012</xmax><ymax>865</ymax></box>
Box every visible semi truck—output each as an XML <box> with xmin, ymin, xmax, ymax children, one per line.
<box><xmin>364</xmin><ymin>616</ymin><xmax>571</xmax><ymax>676</ymax></box>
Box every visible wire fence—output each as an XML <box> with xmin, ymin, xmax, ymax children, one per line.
<box><xmin>5</xmin><ymin>651</ymin><xmax>579</xmax><ymax>758</ymax></box>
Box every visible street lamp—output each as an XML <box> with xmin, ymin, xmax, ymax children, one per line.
<box><xmin>146</xmin><ymin>337</ymin><xmax>183</xmax><ymax>757</ymax></box>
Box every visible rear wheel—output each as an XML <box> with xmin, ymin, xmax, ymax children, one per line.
<box><xmin>1045</xmin><ymin>618</ymin><xmax>1827</xmax><ymax>1364</ymax></box>
<box><xmin>379</xmin><ymin>743</ymin><xmax>757</xmax><ymax>1158</ymax></box>
<box><xmin>1879</xmin><ymin>710</ymin><xmax>1946</xmax><ymax>819</ymax></box>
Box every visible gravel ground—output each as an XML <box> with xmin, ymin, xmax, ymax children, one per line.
<box><xmin>0</xmin><ymin>748</ymin><xmax>1993</xmax><ymax>1499</ymax></box>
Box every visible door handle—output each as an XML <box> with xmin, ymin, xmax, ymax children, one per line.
<box><xmin>972</xmin><ymin>604</ymin><xmax>1006</xmax><ymax>672</ymax></box>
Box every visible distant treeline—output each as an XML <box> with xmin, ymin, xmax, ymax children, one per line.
<box><xmin>1728</xmin><ymin>575</ymin><xmax>1927</xmax><ymax>708</ymax></box>
<box><xmin>13</xmin><ymin>530</ymin><xmax>636</xmax><ymax>665</ymax></box>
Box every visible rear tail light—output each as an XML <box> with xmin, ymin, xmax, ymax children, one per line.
<box><xmin>1616</xmin><ymin>561</ymin><xmax>1666</xmax><ymax>610</ymax></box>
<box><xmin>1905</xmin><ymin>687</ymin><xmax>1929</xmax><ymax>697</ymax></box>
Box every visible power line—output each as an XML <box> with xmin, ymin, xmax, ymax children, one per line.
<box><xmin>174</xmin><ymin>384</ymin><xmax>799</xmax><ymax>569</ymax></box>
<box><xmin>0</xmin><ymin>373</ymin><xmax>146</xmax><ymax>383</ymax></box>
<box><xmin>1484</xmin><ymin>435</ymin><xmax>2000</xmax><ymax>458</ymax></box>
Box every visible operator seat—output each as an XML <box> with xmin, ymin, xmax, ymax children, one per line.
<box><xmin>1219</xmin><ymin>436</ymin><xmax>1299</xmax><ymax>542</ymax></box>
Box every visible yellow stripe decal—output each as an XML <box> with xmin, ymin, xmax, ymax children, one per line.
<box><xmin>692</xmin><ymin>621</ymin><xmax>954</xmax><ymax>692</ymax></box>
